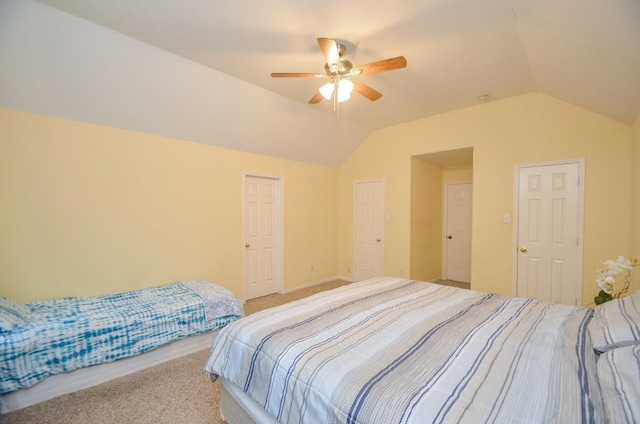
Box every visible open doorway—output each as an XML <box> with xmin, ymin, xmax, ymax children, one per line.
<box><xmin>410</xmin><ymin>148</ymin><xmax>473</xmax><ymax>286</ymax></box>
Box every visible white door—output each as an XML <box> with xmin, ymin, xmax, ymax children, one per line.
<box><xmin>354</xmin><ymin>180</ymin><xmax>384</xmax><ymax>281</ymax></box>
<box><xmin>244</xmin><ymin>175</ymin><xmax>281</xmax><ymax>299</ymax></box>
<box><xmin>445</xmin><ymin>183</ymin><xmax>472</xmax><ymax>283</ymax></box>
<box><xmin>515</xmin><ymin>160</ymin><xmax>583</xmax><ymax>305</ymax></box>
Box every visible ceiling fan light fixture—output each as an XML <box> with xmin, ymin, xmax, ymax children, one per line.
<box><xmin>338</xmin><ymin>79</ymin><xmax>355</xmax><ymax>99</ymax></box>
<box><xmin>339</xmin><ymin>93</ymin><xmax>352</xmax><ymax>102</ymax></box>
<box><xmin>320</xmin><ymin>79</ymin><xmax>355</xmax><ymax>102</ymax></box>
<box><xmin>319</xmin><ymin>82</ymin><xmax>334</xmax><ymax>100</ymax></box>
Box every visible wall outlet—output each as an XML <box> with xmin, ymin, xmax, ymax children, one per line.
<box><xmin>310</xmin><ymin>265</ymin><xmax>314</xmax><ymax>272</ymax></box>
<box><xmin>399</xmin><ymin>267</ymin><xmax>404</xmax><ymax>276</ymax></box>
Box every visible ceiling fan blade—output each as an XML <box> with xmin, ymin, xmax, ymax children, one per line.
<box><xmin>354</xmin><ymin>82</ymin><xmax>383</xmax><ymax>101</ymax></box>
<box><xmin>308</xmin><ymin>91</ymin><xmax>324</xmax><ymax>104</ymax></box>
<box><xmin>271</xmin><ymin>72</ymin><xmax>321</xmax><ymax>78</ymax></box>
<box><xmin>317</xmin><ymin>38</ymin><xmax>340</xmax><ymax>67</ymax></box>
<box><xmin>353</xmin><ymin>56</ymin><xmax>407</xmax><ymax>75</ymax></box>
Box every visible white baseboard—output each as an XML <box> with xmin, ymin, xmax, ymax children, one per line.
<box><xmin>1</xmin><ymin>330</ymin><xmax>218</xmax><ymax>414</ymax></box>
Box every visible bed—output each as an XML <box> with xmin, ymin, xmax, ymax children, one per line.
<box><xmin>205</xmin><ymin>277</ymin><xmax>640</xmax><ymax>424</ymax></box>
<box><xmin>1</xmin><ymin>280</ymin><xmax>244</xmax><ymax>411</ymax></box>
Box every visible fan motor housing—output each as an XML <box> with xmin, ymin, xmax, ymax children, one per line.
<box><xmin>325</xmin><ymin>59</ymin><xmax>353</xmax><ymax>75</ymax></box>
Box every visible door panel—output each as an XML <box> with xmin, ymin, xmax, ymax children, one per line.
<box><xmin>516</xmin><ymin>162</ymin><xmax>582</xmax><ymax>305</ymax></box>
<box><xmin>245</xmin><ymin>176</ymin><xmax>279</xmax><ymax>299</ymax></box>
<box><xmin>354</xmin><ymin>180</ymin><xmax>384</xmax><ymax>281</ymax></box>
<box><xmin>446</xmin><ymin>183</ymin><xmax>472</xmax><ymax>283</ymax></box>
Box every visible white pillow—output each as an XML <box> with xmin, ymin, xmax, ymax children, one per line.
<box><xmin>597</xmin><ymin>344</ymin><xmax>640</xmax><ymax>423</ymax></box>
<box><xmin>589</xmin><ymin>291</ymin><xmax>640</xmax><ymax>352</ymax></box>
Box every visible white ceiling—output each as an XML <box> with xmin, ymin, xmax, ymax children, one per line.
<box><xmin>33</xmin><ymin>0</ymin><xmax>640</xmax><ymax>129</ymax></box>
<box><xmin>4</xmin><ymin>1</ymin><xmax>639</xmax><ymax>168</ymax></box>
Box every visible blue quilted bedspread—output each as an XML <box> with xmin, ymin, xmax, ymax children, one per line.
<box><xmin>1</xmin><ymin>281</ymin><xmax>244</xmax><ymax>394</ymax></box>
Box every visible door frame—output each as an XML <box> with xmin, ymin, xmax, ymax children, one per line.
<box><xmin>242</xmin><ymin>172</ymin><xmax>284</xmax><ymax>299</ymax></box>
<box><xmin>353</xmin><ymin>179</ymin><xmax>385</xmax><ymax>281</ymax></box>
<box><xmin>511</xmin><ymin>158</ymin><xmax>585</xmax><ymax>299</ymax></box>
<box><xmin>443</xmin><ymin>181</ymin><xmax>473</xmax><ymax>282</ymax></box>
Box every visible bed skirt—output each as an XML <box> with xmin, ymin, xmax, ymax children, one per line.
<box><xmin>1</xmin><ymin>330</ymin><xmax>219</xmax><ymax>414</ymax></box>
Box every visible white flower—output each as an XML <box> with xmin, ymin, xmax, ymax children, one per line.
<box><xmin>595</xmin><ymin>255</ymin><xmax>637</xmax><ymax>303</ymax></box>
<box><xmin>596</xmin><ymin>276</ymin><xmax>615</xmax><ymax>294</ymax></box>
<box><xmin>604</xmin><ymin>256</ymin><xmax>634</xmax><ymax>273</ymax></box>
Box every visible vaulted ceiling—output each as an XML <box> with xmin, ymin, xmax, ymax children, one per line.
<box><xmin>2</xmin><ymin>0</ymin><xmax>639</xmax><ymax>167</ymax></box>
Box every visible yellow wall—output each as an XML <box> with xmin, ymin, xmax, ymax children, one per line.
<box><xmin>408</xmin><ymin>160</ymin><xmax>473</xmax><ymax>282</ymax></box>
<box><xmin>0</xmin><ymin>108</ymin><xmax>339</xmax><ymax>302</ymax></box>
<box><xmin>410</xmin><ymin>158</ymin><xmax>443</xmax><ymax>281</ymax></box>
<box><xmin>442</xmin><ymin>165</ymin><xmax>473</xmax><ymax>184</ymax></box>
<box><xmin>339</xmin><ymin>93</ymin><xmax>633</xmax><ymax>305</ymax></box>
<box><xmin>632</xmin><ymin>115</ymin><xmax>640</xmax><ymax>285</ymax></box>
<box><xmin>2</xmin><ymin>94</ymin><xmax>636</xmax><ymax>306</ymax></box>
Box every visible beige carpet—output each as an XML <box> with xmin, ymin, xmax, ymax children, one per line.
<box><xmin>0</xmin><ymin>279</ymin><xmax>350</xmax><ymax>424</ymax></box>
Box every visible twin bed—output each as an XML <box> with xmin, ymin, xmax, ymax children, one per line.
<box><xmin>0</xmin><ymin>280</ymin><xmax>244</xmax><ymax>412</ymax></box>
<box><xmin>205</xmin><ymin>277</ymin><xmax>640</xmax><ymax>423</ymax></box>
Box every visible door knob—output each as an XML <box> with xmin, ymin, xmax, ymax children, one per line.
<box><xmin>520</xmin><ymin>247</ymin><xmax>527</xmax><ymax>253</ymax></box>
<box><xmin>376</xmin><ymin>238</ymin><xmax>381</xmax><ymax>242</ymax></box>
<box><xmin>447</xmin><ymin>235</ymin><xmax>453</xmax><ymax>239</ymax></box>
<box><xmin>245</xmin><ymin>243</ymin><xmax>250</xmax><ymax>248</ymax></box>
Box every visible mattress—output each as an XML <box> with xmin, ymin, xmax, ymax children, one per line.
<box><xmin>205</xmin><ymin>277</ymin><xmax>603</xmax><ymax>423</ymax></box>
<box><xmin>1</xmin><ymin>280</ymin><xmax>244</xmax><ymax>395</ymax></box>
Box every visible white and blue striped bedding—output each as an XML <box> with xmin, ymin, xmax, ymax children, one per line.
<box><xmin>206</xmin><ymin>277</ymin><xmax>604</xmax><ymax>423</ymax></box>
<box><xmin>596</xmin><ymin>344</ymin><xmax>640</xmax><ymax>423</ymax></box>
<box><xmin>589</xmin><ymin>291</ymin><xmax>640</xmax><ymax>352</ymax></box>
<box><xmin>1</xmin><ymin>280</ymin><xmax>244</xmax><ymax>394</ymax></box>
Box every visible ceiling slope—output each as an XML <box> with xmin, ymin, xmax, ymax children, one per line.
<box><xmin>0</xmin><ymin>0</ymin><xmax>370</xmax><ymax>168</ymax></box>
<box><xmin>2</xmin><ymin>0</ymin><xmax>639</xmax><ymax>167</ymax></box>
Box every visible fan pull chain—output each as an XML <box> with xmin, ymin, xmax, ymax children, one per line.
<box><xmin>333</xmin><ymin>81</ymin><xmax>339</xmax><ymax>117</ymax></box>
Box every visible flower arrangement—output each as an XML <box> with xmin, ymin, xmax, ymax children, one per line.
<box><xmin>594</xmin><ymin>255</ymin><xmax>638</xmax><ymax>305</ymax></box>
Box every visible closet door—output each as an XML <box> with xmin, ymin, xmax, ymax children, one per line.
<box><xmin>353</xmin><ymin>180</ymin><xmax>384</xmax><ymax>281</ymax></box>
<box><xmin>515</xmin><ymin>160</ymin><xmax>583</xmax><ymax>305</ymax></box>
<box><xmin>244</xmin><ymin>175</ymin><xmax>282</xmax><ymax>299</ymax></box>
<box><xmin>445</xmin><ymin>182</ymin><xmax>472</xmax><ymax>283</ymax></box>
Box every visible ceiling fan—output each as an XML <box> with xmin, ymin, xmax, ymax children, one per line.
<box><xmin>271</xmin><ymin>38</ymin><xmax>407</xmax><ymax>107</ymax></box>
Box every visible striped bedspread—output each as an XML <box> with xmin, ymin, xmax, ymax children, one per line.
<box><xmin>1</xmin><ymin>281</ymin><xmax>244</xmax><ymax>394</ymax></box>
<box><xmin>205</xmin><ymin>277</ymin><xmax>603</xmax><ymax>424</ymax></box>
